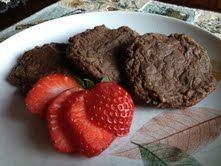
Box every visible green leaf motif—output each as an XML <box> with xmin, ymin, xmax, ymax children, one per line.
<box><xmin>134</xmin><ymin>142</ymin><xmax>202</xmax><ymax>166</ymax></box>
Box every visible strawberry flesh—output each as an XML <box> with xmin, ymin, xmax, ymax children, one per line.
<box><xmin>66</xmin><ymin>91</ymin><xmax>116</xmax><ymax>157</ymax></box>
<box><xmin>47</xmin><ymin>88</ymin><xmax>80</xmax><ymax>153</ymax></box>
<box><xmin>25</xmin><ymin>74</ymin><xmax>80</xmax><ymax>117</ymax></box>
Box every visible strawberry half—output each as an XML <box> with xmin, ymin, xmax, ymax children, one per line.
<box><xmin>47</xmin><ymin>88</ymin><xmax>80</xmax><ymax>153</ymax></box>
<box><xmin>86</xmin><ymin>82</ymin><xmax>134</xmax><ymax>136</ymax></box>
<box><xmin>25</xmin><ymin>74</ymin><xmax>80</xmax><ymax>117</ymax></box>
<box><xmin>66</xmin><ymin>91</ymin><xmax>116</xmax><ymax>157</ymax></box>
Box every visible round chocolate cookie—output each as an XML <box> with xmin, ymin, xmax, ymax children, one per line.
<box><xmin>67</xmin><ymin>25</ymin><xmax>138</xmax><ymax>82</ymax></box>
<box><xmin>7</xmin><ymin>43</ymin><xmax>70</xmax><ymax>95</ymax></box>
<box><xmin>125</xmin><ymin>33</ymin><xmax>217</xmax><ymax>108</ymax></box>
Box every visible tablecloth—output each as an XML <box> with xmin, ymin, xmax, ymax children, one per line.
<box><xmin>0</xmin><ymin>0</ymin><xmax>221</xmax><ymax>43</ymax></box>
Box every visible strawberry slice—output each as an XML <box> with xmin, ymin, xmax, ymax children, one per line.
<box><xmin>86</xmin><ymin>82</ymin><xmax>134</xmax><ymax>136</ymax></box>
<box><xmin>25</xmin><ymin>74</ymin><xmax>80</xmax><ymax>117</ymax></box>
<box><xmin>66</xmin><ymin>91</ymin><xmax>116</xmax><ymax>157</ymax></box>
<box><xmin>47</xmin><ymin>88</ymin><xmax>80</xmax><ymax>153</ymax></box>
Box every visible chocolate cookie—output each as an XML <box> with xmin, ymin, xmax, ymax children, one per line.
<box><xmin>7</xmin><ymin>43</ymin><xmax>71</xmax><ymax>95</ymax></box>
<box><xmin>67</xmin><ymin>25</ymin><xmax>138</xmax><ymax>82</ymax></box>
<box><xmin>125</xmin><ymin>33</ymin><xmax>217</xmax><ymax>108</ymax></box>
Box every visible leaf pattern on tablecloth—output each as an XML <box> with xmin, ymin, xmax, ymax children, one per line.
<box><xmin>111</xmin><ymin>107</ymin><xmax>221</xmax><ymax>160</ymax></box>
<box><xmin>211</xmin><ymin>59</ymin><xmax>221</xmax><ymax>82</ymax></box>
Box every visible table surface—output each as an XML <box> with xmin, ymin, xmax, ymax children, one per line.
<box><xmin>0</xmin><ymin>0</ymin><xmax>221</xmax><ymax>42</ymax></box>
<box><xmin>0</xmin><ymin>0</ymin><xmax>58</xmax><ymax>30</ymax></box>
<box><xmin>0</xmin><ymin>0</ymin><xmax>220</xmax><ymax>31</ymax></box>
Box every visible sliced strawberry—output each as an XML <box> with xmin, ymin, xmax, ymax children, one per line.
<box><xmin>47</xmin><ymin>88</ymin><xmax>80</xmax><ymax>153</ymax></box>
<box><xmin>25</xmin><ymin>74</ymin><xmax>80</xmax><ymax>117</ymax></box>
<box><xmin>86</xmin><ymin>82</ymin><xmax>134</xmax><ymax>136</ymax></box>
<box><xmin>66</xmin><ymin>91</ymin><xmax>116</xmax><ymax>157</ymax></box>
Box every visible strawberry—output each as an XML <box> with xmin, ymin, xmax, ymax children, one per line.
<box><xmin>25</xmin><ymin>74</ymin><xmax>80</xmax><ymax>117</ymax></box>
<box><xmin>47</xmin><ymin>88</ymin><xmax>80</xmax><ymax>153</ymax></box>
<box><xmin>66</xmin><ymin>90</ymin><xmax>116</xmax><ymax>157</ymax></box>
<box><xmin>85</xmin><ymin>82</ymin><xmax>134</xmax><ymax>136</ymax></box>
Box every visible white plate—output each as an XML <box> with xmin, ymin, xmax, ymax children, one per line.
<box><xmin>0</xmin><ymin>11</ymin><xmax>221</xmax><ymax>166</ymax></box>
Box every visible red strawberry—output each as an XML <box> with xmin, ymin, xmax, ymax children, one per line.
<box><xmin>85</xmin><ymin>82</ymin><xmax>134</xmax><ymax>136</ymax></box>
<box><xmin>47</xmin><ymin>88</ymin><xmax>80</xmax><ymax>153</ymax></box>
<box><xmin>25</xmin><ymin>74</ymin><xmax>80</xmax><ymax>117</ymax></box>
<box><xmin>66</xmin><ymin>90</ymin><xmax>116</xmax><ymax>157</ymax></box>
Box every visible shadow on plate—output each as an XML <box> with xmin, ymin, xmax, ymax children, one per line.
<box><xmin>5</xmin><ymin>90</ymin><xmax>83</xmax><ymax>158</ymax></box>
<box><xmin>5</xmin><ymin>90</ymin><xmax>54</xmax><ymax>153</ymax></box>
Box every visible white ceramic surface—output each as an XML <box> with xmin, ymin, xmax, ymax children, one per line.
<box><xmin>0</xmin><ymin>12</ymin><xmax>220</xmax><ymax>166</ymax></box>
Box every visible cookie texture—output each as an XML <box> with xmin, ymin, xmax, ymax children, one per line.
<box><xmin>67</xmin><ymin>25</ymin><xmax>138</xmax><ymax>82</ymax></box>
<box><xmin>125</xmin><ymin>33</ymin><xmax>217</xmax><ymax>108</ymax></box>
<box><xmin>7</xmin><ymin>43</ymin><xmax>71</xmax><ymax>94</ymax></box>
